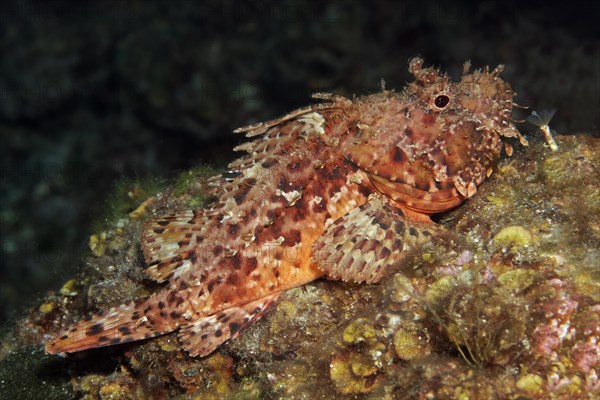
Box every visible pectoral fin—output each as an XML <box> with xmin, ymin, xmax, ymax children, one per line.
<box><xmin>312</xmin><ymin>197</ymin><xmax>439</xmax><ymax>284</ymax></box>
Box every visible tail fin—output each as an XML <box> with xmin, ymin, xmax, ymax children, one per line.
<box><xmin>46</xmin><ymin>299</ymin><xmax>166</xmax><ymax>354</ymax></box>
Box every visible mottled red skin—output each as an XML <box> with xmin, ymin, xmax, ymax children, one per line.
<box><xmin>46</xmin><ymin>57</ymin><xmax>525</xmax><ymax>357</ymax></box>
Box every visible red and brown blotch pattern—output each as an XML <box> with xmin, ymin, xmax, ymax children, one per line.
<box><xmin>46</xmin><ymin>57</ymin><xmax>525</xmax><ymax>357</ymax></box>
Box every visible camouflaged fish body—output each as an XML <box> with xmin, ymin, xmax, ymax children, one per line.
<box><xmin>46</xmin><ymin>58</ymin><xmax>525</xmax><ymax>357</ymax></box>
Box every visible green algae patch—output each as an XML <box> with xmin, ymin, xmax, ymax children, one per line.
<box><xmin>493</xmin><ymin>225</ymin><xmax>534</xmax><ymax>248</ymax></box>
<box><xmin>268</xmin><ymin>299</ymin><xmax>299</xmax><ymax>336</ymax></box>
<box><xmin>498</xmin><ymin>268</ymin><xmax>538</xmax><ymax>292</ymax></box>
<box><xmin>573</xmin><ymin>271</ymin><xmax>600</xmax><ymax>301</ymax></box>
<box><xmin>485</xmin><ymin>193</ymin><xmax>510</xmax><ymax>206</ymax></box>
<box><xmin>173</xmin><ymin>165</ymin><xmax>220</xmax><ymax>208</ymax></box>
<box><xmin>93</xmin><ymin>178</ymin><xmax>165</xmax><ymax>232</ymax></box>
<box><xmin>425</xmin><ymin>275</ymin><xmax>456</xmax><ymax>304</ymax></box>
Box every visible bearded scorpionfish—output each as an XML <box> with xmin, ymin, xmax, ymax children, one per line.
<box><xmin>46</xmin><ymin>58</ymin><xmax>527</xmax><ymax>357</ymax></box>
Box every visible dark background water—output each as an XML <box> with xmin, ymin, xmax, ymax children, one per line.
<box><xmin>0</xmin><ymin>0</ymin><xmax>598</xmax><ymax>327</ymax></box>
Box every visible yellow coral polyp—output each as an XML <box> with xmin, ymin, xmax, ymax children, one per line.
<box><xmin>89</xmin><ymin>232</ymin><xmax>108</xmax><ymax>257</ymax></box>
<box><xmin>330</xmin><ymin>353</ymin><xmax>379</xmax><ymax>394</ymax></box>
<box><xmin>349</xmin><ymin>353</ymin><xmax>378</xmax><ymax>377</ymax></box>
<box><xmin>59</xmin><ymin>278</ymin><xmax>79</xmax><ymax>296</ymax></box>
<box><xmin>393</xmin><ymin>327</ymin><xmax>426</xmax><ymax>360</ymax></box>
<box><xmin>129</xmin><ymin>196</ymin><xmax>155</xmax><ymax>220</ymax></box>
<box><xmin>39</xmin><ymin>302</ymin><xmax>55</xmax><ymax>314</ymax></box>
<box><xmin>342</xmin><ymin>318</ymin><xmax>378</xmax><ymax>345</ymax></box>
<box><xmin>516</xmin><ymin>373</ymin><xmax>544</xmax><ymax>395</ymax></box>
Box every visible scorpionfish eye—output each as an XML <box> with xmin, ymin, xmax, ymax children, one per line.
<box><xmin>434</xmin><ymin>94</ymin><xmax>450</xmax><ymax>109</ymax></box>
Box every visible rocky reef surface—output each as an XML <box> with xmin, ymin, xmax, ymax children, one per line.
<box><xmin>1</xmin><ymin>134</ymin><xmax>598</xmax><ymax>399</ymax></box>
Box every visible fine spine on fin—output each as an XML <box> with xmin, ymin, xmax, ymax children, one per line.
<box><xmin>45</xmin><ymin>299</ymin><xmax>163</xmax><ymax>354</ymax></box>
<box><xmin>179</xmin><ymin>293</ymin><xmax>281</xmax><ymax>357</ymax></box>
<box><xmin>233</xmin><ymin>103</ymin><xmax>338</xmax><ymax>137</ymax></box>
<box><xmin>141</xmin><ymin>210</ymin><xmax>200</xmax><ymax>282</ymax></box>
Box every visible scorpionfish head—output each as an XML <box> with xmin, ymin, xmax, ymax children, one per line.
<box><xmin>343</xmin><ymin>57</ymin><xmax>527</xmax><ymax>215</ymax></box>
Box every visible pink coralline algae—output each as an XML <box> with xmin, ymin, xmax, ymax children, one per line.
<box><xmin>572</xmin><ymin>339</ymin><xmax>599</xmax><ymax>373</ymax></box>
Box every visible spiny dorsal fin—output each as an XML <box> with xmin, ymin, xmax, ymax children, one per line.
<box><xmin>141</xmin><ymin>210</ymin><xmax>202</xmax><ymax>282</ymax></box>
<box><xmin>312</xmin><ymin>197</ymin><xmax>440</xmax><ymax>284</ymax></box>
<box><xmin>178</xmin><ymin>293</ymin><xmax>281</xmax><ymax>357</ymax></box>
<box><xmin>45</xmin><ymin>299</ymin><xmax>161</xmax><ymax>354</ymax></box>
<box><xmin>233</xmin><ymin>102</ymin><xmax>338</xmax><ymax>137</ymax></box>
<box><xmin>205</xmin><ymin>106</ymin><xmax>349</xmax><ymax>216</ymax></box>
